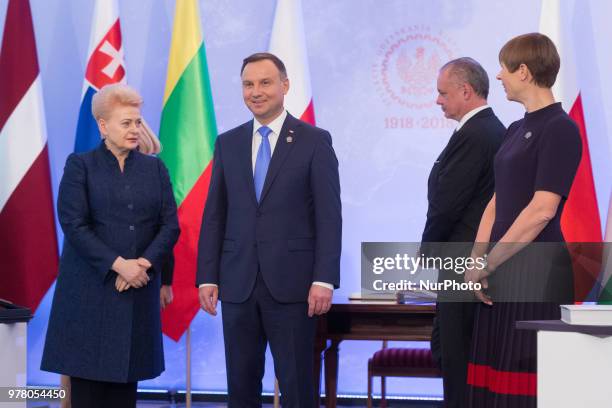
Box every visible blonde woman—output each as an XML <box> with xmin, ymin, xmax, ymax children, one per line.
<box><xmin>42</xmin><ymin>84</ymin><xmax>179</xmax><ymax>408</ymax></box>
<box><xmin>58</xmin><ymin>117</ymin><xmax>174</xmax><ymax>408</ymax></box>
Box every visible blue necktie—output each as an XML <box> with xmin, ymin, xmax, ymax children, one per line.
<box><xmin>254</xmin><ymin>126</ymin><xmax>272</xmax><ymax>202</ymax></box>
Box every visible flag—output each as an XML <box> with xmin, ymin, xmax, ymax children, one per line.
<box><xmin>0</xmin><ymin>0</ymin><xmax>59</xmax><ymax>311</ymax></box>
<box><xmin>74</xmin><ymin>0</ymin><xmax>125</xmax><ymax>153</ymax></box>
<box><xmin>269</xmin><ymin>0</ymin><xmax>316</xmax><ymax>125</ymax></box>
<box><xmin>598</xmin><ymin>193</ymin><xmax>612</xmax><ymax>303</ymax></box>
<box><xmin>159</xmin><ymin>0</ymin><xmax>217</xmax><ymax>341</ymax></box>
<box><xmin>540</xmin><ymin>0</ymin><xmax>602</xmax><ymax>301</ymax></box>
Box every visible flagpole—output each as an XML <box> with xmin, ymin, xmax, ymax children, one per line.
<box><xmin>186</xmin><ymin>324</ymin><xmax>192</xmax><ymax>408</ymax></box>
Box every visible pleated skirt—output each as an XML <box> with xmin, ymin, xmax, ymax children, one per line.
<box><xmin>466</xmin><ymin>244</ymin><xmax>574</xmax><ymax>407</ymax></box>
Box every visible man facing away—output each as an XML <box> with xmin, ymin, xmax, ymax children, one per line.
<box><xmin>196</xmin><ymin>52</ymin><xmax>342</xmax><ymax>407</ymax></box>
<box><xmin>422</xmin><ymin>57</ymin><xmax>505</xmax><ymax>408</ymax></box>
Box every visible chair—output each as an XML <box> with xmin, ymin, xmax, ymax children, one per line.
<box><xmin>367</xmin><ymin>341</ymin><xmax>441</xmax><ymax>408</ymax></box>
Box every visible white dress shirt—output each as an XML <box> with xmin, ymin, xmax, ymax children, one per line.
<box><xmin>251</xmin><ymin>109</ymin><xmax>286</xmax><ymax>171</ymax></box>
<box><xmin>455</xmin><ymin>105</ymin><xmax>489</xmax><ymax>132</ymax></box>
<box><xmin>200</xmin><ymin>110</ymin><xmax>333</xmax><ymax>291</ymax></box>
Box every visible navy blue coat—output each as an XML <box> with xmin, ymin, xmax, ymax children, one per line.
<box><xmin>196</xmin><ymin>113</ymin><xmax>342</xmax><ymax>302</ymax></box>
<box><xmin>41</xmin><ymin>142</ymin><xmax>179</xmax><ymax>383</ymax></box>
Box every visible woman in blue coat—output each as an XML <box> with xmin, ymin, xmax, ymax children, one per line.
<box><xmin>41</xmin><ymin>84</ymin><xmax>180</xmax><ymax>408</ymax></box>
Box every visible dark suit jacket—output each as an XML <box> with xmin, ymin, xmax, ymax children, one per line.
<box><xmin>196</xmin><ymin>113</ymin><xmax>342</xmax><ymax>303</ymax></box>
<box><xmin>422</xmin><ymin>107</ymin><xmax>505</xmax><ymax>245</ymax></box>
<box><xmin>41</xmin><ymin>143</ymin><xmax>180</xmax><ymax>382</ymax></box>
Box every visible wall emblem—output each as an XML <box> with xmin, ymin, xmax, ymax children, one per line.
<box><xmin>373</xmin><ymin>26</ymin><xmax>455</xmax><ymax>110</ymax></box>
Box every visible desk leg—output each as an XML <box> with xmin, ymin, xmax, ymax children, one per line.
<box><xmin>324</xmin><ymin>339</ymin><xmax>340</xmax><ymax>408</ymax></box>
<box><xmin>314</xmin><ymin>338</ymin><xmax>327</xmax><ymax>407</ymax></box>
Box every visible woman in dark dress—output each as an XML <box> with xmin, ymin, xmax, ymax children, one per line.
<box><xmin>57</xmin><ymin>110</ymin><xmax>176</xmax><ymax>408</ymax></box>
<box><xmin>463</xmin><ymin>33</ymin><xmax>582</xmax><ymax>407</ymax></box>
<box><xmin>41</xmin><ymin>84</ymin><xmax>180</xmax><ymax>408</ymax></box>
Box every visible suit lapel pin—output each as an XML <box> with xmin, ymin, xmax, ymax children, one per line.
<box><xmin>524</xmin><ymin>131</ymin><xmax>532</xmax><ymax>139</ymax></box>
<box><xmin>287</xmin><ymin>130</ymin><xmax>294</xmax><ymax>143</ymax></box>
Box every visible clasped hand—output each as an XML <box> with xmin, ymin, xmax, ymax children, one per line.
<box><xmin>464</xmin><ymin>264</ymin><xmax>492</xmax><ymax>306</ymax></box>
<box><xmin>114</xmin><ymin>257</ymin><xmax>151</xmax><ymax>292</ymax></box>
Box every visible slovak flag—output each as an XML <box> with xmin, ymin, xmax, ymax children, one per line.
<box><xmin>74</xmin><ymin>0</ymin><xmax>126</xmax><ymax>153</ymax></box>
<box><xmin>269</xmin><ymin>0</ymin><xmax>316</xmax><ymax>125</ymax></box>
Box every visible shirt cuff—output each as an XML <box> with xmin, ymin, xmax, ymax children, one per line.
<box><xmin>199</xmin><ymin>283</ymin><xmax>218</xmax><ymax>288</ymax></box>
<box><xmin>312</xmin><ymin>281</ymin><xmax>334</xmax><ymax>290</ymax></box>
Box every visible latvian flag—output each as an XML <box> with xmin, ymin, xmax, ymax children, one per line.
<box><xmin>0</xmin><ymin>0</ymin><xmax>59</xmax><ymax>312</ymax></box>
<box><xmin>74</xmin><ymin>0</ymin><xmax>126</xmax><ymax>153</ymax></box>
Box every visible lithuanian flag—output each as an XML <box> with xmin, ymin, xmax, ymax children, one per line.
<box><xmin>159</xmin><ymin>0</ymin><xmax>217</xmax><ymax>341</ymax></box>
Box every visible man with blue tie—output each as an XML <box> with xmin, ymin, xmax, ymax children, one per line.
<box><xmin>197</xmin><ymin>52</ymin><xmax>342</xmax><ymax>407</ymax></box>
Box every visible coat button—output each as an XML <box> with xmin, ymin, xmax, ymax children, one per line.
<box><xmin>127</xmin><ymin>204</ymin><xmax>134</xmax><ymax>210</ymax></box>
<box><xmin>129</xmin><ymin>225</ymin><xmax>135</xmax><ymax>231</ymax></box>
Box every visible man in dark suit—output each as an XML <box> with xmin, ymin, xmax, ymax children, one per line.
<box><xmin>421</xmin><ymin>58</ymin><xmax>505</xmax><ymax>408</ymax></box>
<box><xmin>196</xmin><ymin>52</ymin><xmax>341</xmax><ymax>407</ymax></box>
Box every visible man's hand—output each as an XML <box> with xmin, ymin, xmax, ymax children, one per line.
<box><xmin>307</xmin><ymin>284</ymin><xmax>333</xmax><ymax>317</ymax></box>
<box><xmin>199</xmin><ymin>286</ymin><xmax>219</xmax><ymax>316</ymax></box>
<box><xmin>160</xmin><ymin>285</ymin><xmax>173</xmax><ymax>309</ymax></box>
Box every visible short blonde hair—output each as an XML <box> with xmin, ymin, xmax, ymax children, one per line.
<box><xmin>91</xmin><ymin>83</ymin><xmax>143</xmax><ymax>120</ymax></box>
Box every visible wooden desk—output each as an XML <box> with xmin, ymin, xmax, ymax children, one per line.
<box><xmin>314</xmin><ymin>300</ymin><xmax>436</xmax><ymax>407</ymax></box>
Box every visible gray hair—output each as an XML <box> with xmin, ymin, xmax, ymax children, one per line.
<box><xmin>440</xmin><ymin>57</ymin><xmax>490</xmax><ymax>99</ymax></box>
<box><xmin>91</xmin><ymin>83</ymin><xmax>143</xmax><ymax>120</ymax></box>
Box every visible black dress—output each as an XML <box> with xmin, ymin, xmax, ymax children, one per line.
<box><xmin>466</xmin><ymin>103</ymin><xmax>582</xmax><ymax>407</ymax></box>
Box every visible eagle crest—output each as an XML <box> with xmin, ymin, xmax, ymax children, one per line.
<box><xmin>396</xmin><ymin>46</ymin><xmax>440</xmax><ymax>96</ymax></box>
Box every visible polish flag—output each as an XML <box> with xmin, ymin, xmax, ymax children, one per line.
<box><xmin>540</xmin><ymin>0</ymin><xmax>603</xmax><ymax>301</ymax></box>
<box><xmin>269</xmin><ymin>0</ymin><xmax>316</xmax><ymax>125</ymax></box>
<box><xmin>0</xmin><ymin>0</ymin><xmax>59</xmax><ymax>312</ymax></box>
